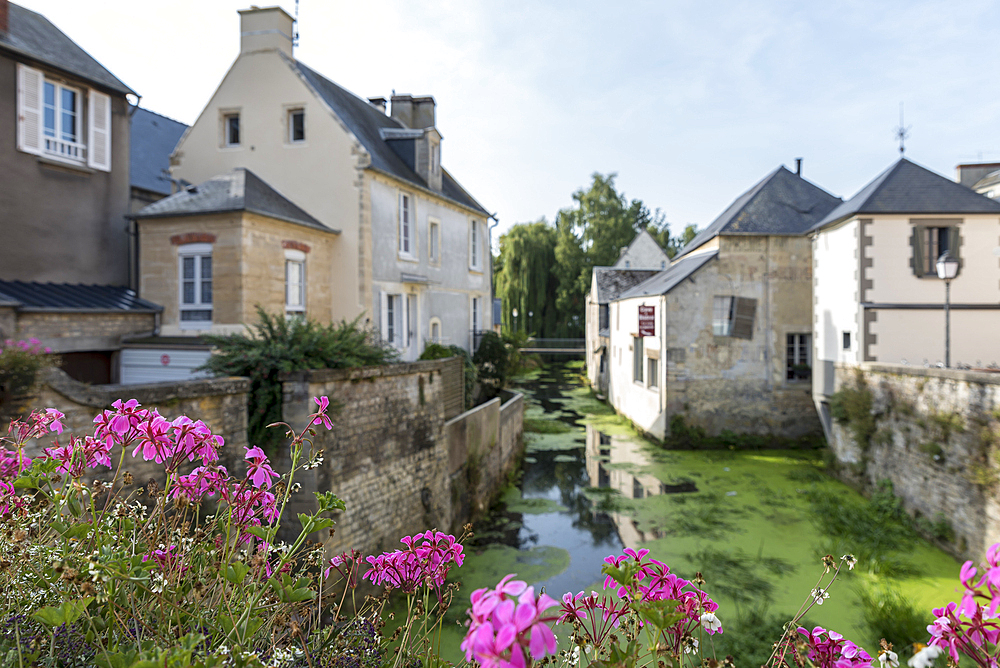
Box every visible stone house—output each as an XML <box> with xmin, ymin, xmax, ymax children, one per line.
<box><xmin>585</xmin><ymin>267</ymin><xmax>659</xmax><ymax>394</ymax></box>
<box><xmin>166</xmin><ymin>6</ymin><xmax>493</xmax><ymax>362</ymax></box>
<box><xmin>810</xmin><ymin>157</ymin><xmax>1000</xmax><ymax>435</ymax></box>
<box><xmin>605</xmin><ymin>165</ymin><xmax>841</xmax><ymax>439</ymax></box>
<box><xmin>0</xmin><ymin>1</ymin><xmax>161</xmax><ymax>383</ymax></box>
<box><xmin>127</xmin><ymin>168</ymin><xmax>339</xmax><ymax>383</ymax></box>
<box><xmin>585</xmin><ymin>231</ymin><xmax>670</xmax><ymax>394</ymax></box>
<box><xmin>613</xmin><ymin>229</ymin><xmax>671</xmax><ymax>269</ymax></box>
<box><xmin>956</xmin><ymin>162</ymin><xmax>1000</xmax><ymax>201</ymax></box>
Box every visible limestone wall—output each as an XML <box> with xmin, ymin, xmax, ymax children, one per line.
<box><xmin>280</xmin><ymin>356</ymin><xmax>523</xmax><ymax>557</ymax></box>
<box><xmin>829</xmin><ymin>362</ymin><xmax>1000</xmax><ymax>559</ymax></box>
<box><xmin>5</xmin><ymin>367</ymin><xmax>249</xmax><ymax>485</ymax></box>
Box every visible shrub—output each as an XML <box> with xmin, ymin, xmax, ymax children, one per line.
<box><xmin>473</xmin><ymin>331</ymin><xmax>517</xmax><ymax>401</ymax></box>
<box><xmin>0</xmin><ymin>338</ymin><xmax>54</xmax><ymax>403</ymax></box>
<box><xmin>829</xmin><ymin>371</ymin><xmax>877</xmax><ymax>451</ymax></box>
<box><xmin>420</xmin><ymin>342</ymin><xmax>477</xmax><ymax>409</ymax></box>
<box><xmin>200</xmin><ymin>307</ymin><xmax>397</xmax><ymax>449</ymax></box>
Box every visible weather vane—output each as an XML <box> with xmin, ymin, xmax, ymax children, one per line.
<box><xmin>895</xmin><ymin>102</ymin><xmax>911</xmax><ymax>155</ymax></box>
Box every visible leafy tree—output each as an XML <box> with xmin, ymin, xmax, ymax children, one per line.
<box><xmin>200</xmin><ymin>307</ymin><xmax>398</xmax><ymax>449</ymax></box>
<box><xmin>494</xmin><ymin>173</ymin><xmax>697</xmax><ymax>338</ymax></box>
<box><xmin>494</xmin><ymin>221</ymin><xmax>559</xmax><ymax>336</ymax></box>
<box><xmin>647</xmin><ymin>221</ymin><xmax>698</xmax><ymax>258</ymax></box>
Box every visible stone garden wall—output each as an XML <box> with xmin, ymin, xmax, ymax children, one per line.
<box><xmin>280</xmin><ymin>357</ymin><xmax>524</xmax><ymax>557</ymax></box>
<box><xmin>829</xmin><ymin>362</ymin><xmax>1000</xmax><ymax>559</ymax></box>
<box><xmin>6</xmin><ymin>367</ymin><xmax>249</xmax><ymax>483</ymax></box>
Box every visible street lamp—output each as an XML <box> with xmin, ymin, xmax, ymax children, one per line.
<box><xmin>936</xmin><ymin>251</ymin><xmax>959</xmax><ymax>368</ymax></box>
<box><xmin>512</xmin><ymin>308</ymin><xmax>518</xmax><ymax>332</ymax></box>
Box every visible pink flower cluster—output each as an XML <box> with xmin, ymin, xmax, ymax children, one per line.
<box><xmin>363</xmin><ymin>530</ymin><xmax>464</xmax><ymax>594</ymax></box>
<box><xmin>142</xmin><ymin>544</ymin><xmax>187</xmax><ymax>573</ymax></box>
<box><xmin>924</xmin><ymin>543</ymin><xmax>1000</xmax><ymax>666</ymax></box>
<box><xmin>796</xmin><ymin>626</ymin><xmax>873</xmax><ymax>668</ymax></box>
<box><xmin>461</xmin><ymin>575</ymin><xmax>559</xmax><ymax>668</ymax></box>
<box><xmin>1</xmin><ymin>338</ymin><xmax>52</xmax><ymax>354</ymax></box>
<box><xmin>0</xmin><ymin>395</ymin><xmax>338</xmax><ymax>546</ymax></box>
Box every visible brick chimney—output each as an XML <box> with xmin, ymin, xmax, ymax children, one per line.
<box><xmin>390</xmin><ymin>95</ymin><xmax>435</xmax><ymax>129</ymax></box>
<box><xmin>0</xmin><ymin>0</ymin><xmax>9</xmax><ymax>37</ymax></box>
<box><xmin>238</xmin><ymin>6</ymin><xmax>294</xmax><ymax>57</ymax></box>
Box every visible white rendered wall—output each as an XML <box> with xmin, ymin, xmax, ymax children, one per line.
<box><xmin>607</xmin><ymin>295</ymin><xmax>664</xmax><ymax>436</ymax></box>
<box><xmin>813</xmin><ymin>220</ymin><xmax>861</xmax><ymax>367</ymax></box>
<box><xmin>369</xmin><ymin>174</ymin><xmax>490</xmax><ymax>360</ymax></box>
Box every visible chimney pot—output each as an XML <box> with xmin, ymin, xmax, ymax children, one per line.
<box><xmin>795</xmin><ymin>157</ymin><xmax>802</xmax><ymax>176</ymax></box>
<box><xmin>0</xmin><ymin>0</ymin><xmax>9</xmax><ymax>37</ymax></box>
<box><xmin>238</xmin><ymin>6</ymin><xmax>294</xmax><ymax>57</ymax></box>
<box><xmin>368</xmin><ymin>97</ymin><xmax>387</xmax><ymax>114</ymax></box>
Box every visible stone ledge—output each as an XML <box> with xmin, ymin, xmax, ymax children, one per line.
<box><xmin>279</xmin><ymin>357</ymin><xmax>453</xmax><ymax>383</ymax></box>
<box><xmin>43</xmin><ymin>367</ymin><xmax>250</xmax><ymax>408</ymax></box>
<box><xmin>839</xmin><ymin>361</ymin><xmax>1000</xmax><ymax>385</ymax></box>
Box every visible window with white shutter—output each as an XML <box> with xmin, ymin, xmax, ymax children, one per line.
<box><xmin>88</xmin><ymin>90</ymin><xmax>111</xmax><ymax>171</ymax></box>
<box><xmin>16</xmin><ymin>64</ymin><xmax>44</xmax><ymax>155</ymax></box>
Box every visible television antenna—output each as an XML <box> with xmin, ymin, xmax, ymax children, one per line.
<box><xmin>895</xmin><ymin>102</ymin><xmax>911</xmax><ymax>155</ymax></box>
<box><xmin>293</xmin><ymin>0</ymin><xmax>300</xmax><ymax>47</ymax></box>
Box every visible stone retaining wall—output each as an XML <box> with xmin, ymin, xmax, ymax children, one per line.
<box><xmin>829</xmin><ymin>362</ymin><xmax>1000</xmax><ymax>559</ymax></box>
<box><xmin>5</xmin><ymin>367</ymin><xmax>249</xmax><ymax>483</ymax></box>
<box><xmin>280</xmin><ymin>356</ymin><xmax>524</xmax><ymax>557</ymax></box>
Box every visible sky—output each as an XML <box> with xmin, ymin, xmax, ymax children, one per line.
<box><xmin>17</xmin><ymin>0</ymin><xmax>1000</xmax><ymax>239</ymax></box>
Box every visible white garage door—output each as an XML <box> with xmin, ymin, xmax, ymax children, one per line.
<box><xmin>120</xmin><ymin>348</ymin><xmax>213</xmax><ymax>385</ymax></box>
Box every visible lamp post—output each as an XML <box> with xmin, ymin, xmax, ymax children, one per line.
<box><xmin>512</xmin><ymin>308</ymin><xmax>518</xmax><ymax>333</ymax></box>
<box><xmin>528</xmin><ymin>311</ymin><xmax>534</xmax><ymax>335</ymax></box>
<box><xmin>936</xmin><ymin>251</ymin><xmax>959</xmax><ymax>368</ymax></box>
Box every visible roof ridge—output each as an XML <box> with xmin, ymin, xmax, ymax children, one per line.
<box><xmin>132</xmin><ymin>106</ymin><xmax>189</xmax><ymax>127</ymax></box>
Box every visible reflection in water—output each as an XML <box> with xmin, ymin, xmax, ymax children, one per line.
<box><xmin>512</xmin><ymin>365</ymin><xmax>623</xmax><ymax>595</ymax></box>
<box><xmin>584</xmin><ymin>424</ymin><xmax>699</xmax><ymax>547</ymax></box>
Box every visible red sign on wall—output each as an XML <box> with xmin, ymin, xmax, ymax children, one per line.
<box><xmin>638</xmin><ymin>305</ymin><xmax>655</xmax><ymax>337</ymax></box>
<box><xmin>160</xmin><ymin>354</ymin><xmax>171</xmax><ymax>366</ymax></box>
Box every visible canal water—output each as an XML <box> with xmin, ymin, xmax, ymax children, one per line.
<box><xmin>440</xmin><ymin>359</ymin><xmax>963</xmax><ymax>662</ymax></box>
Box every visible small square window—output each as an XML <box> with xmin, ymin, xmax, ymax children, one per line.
<box><xmin>288</xmin><ymin>109</ymin><xmax>304</xmax><ymax>143</ymax></box>
<box><xmin>842</xmin><ymin>331</ymin><xmax>851</xmax><ymax>350</ymax></box>
<box><xmin>224</xmin><ymin>113</ymin><xmax>240</xmax><ymax>146</ymax></box>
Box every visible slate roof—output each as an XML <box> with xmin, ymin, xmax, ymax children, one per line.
<box><xmin>0</xmin><ymin>281</ymin><xmax>161</xmax><ymax>312</ymax></box>
<box><xmin>293</xmin><ymin>61</ymin><xmax>490</xmax><ymax>216</ymax></box>
<box><xmin>677</xmin><ymin>166</ymin><xmax>842</xmax><ymax>258</ymax></box>
<box><xmin>592</xmin><ymin>268</ymin><xmax>662</xmax><ymax>303</ymax></box>
<box><xmin>0</xmin><ymin>3</ymin><xmax>134</xmax><ymax>96</ymax></box>
<box><xmin>615</xmin><ymin>250</ymin><xmax>719</xmax><ymax>301</ymax></box>
<box><xmin>130</xmin><ymin>107</ymin><xmax>188</xmax><ymax>195</ymax></box>
<box><xmin>809</xmin><ymin>158</ymin><xmax>1000</xmax><ymax>232</ymax></box>
<box><xmin>134</xmin><ymin>168</ymin><xmax>337</xmax><ymax>233</ymax></box>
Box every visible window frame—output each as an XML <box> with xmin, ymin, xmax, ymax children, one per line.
<box><xmin>471</xmin><ymin>296</ymin><xmax>481</xmax><ymax>332</ymax></box>
<box><xmin>429</xmin><ymin>317</ymin><xmax>442</xmax><ymax>343</ymax></box>
<box><xmin>911</xmin><ymin>221</ymin><xmax>961</xmax><ymax>279</ymax></box>
<box><xmin>428</xmin><ymin>218</ymin><xmax>441</xmax><ymax>265</ymax></box>
<box><xmin>43</xmin><ymin>81</ymin><xmax>81</xmax><ymax>145</ymax></box>
<box><xmin>785</xmin><ymin>333</ymin><xmax>811</xmax><ymax>381</ymax></box>
<box><xmin>398</xmin><ymin>192</ymin><xmax>414</xmax><ymax>258</ymax></box>
<box><xmin>287</xmin><ymin>108</ymin><xmax>305</xmax><ymax>143</ymax></box>
<box><xmin>469</xmin><ymin>219</ymin><xmax>481</xmax><ymax>271</ymax></box>
<box><xmin>647</xmin><ymin>356</ymin><xmax>658</xmax><ymax>389</ymax></box>
<box><xmin>222</xmin><ymin>112</ymin><xmax>241</xmax><ymax>148</ymax></box>
<box><xmin>284</xmin><ymin>249</ymin><xmax>306</xmax><ymax>317</ymax></box>
<box><xmin>712</xmin><ymin>296</ymin><xmax>734</xmax><ymax>336</ymax></box>
<box><xmin>633</xmin><ymin>336</ymin><xmax>644</xmax><ymax>384</ymax></box>
<box><xmin>178</xmin><ymin>243</ymin><xmax>213</xmax><ymax>329</ymax></box>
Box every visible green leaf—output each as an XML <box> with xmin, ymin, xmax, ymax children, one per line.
<box><xmin>31</xmin><ymin>597</ymin><xmax>94</xmax><ymax>627</ymax></box>
<box><xmin>632</xmin><ymin>598</ymin><xmax>682</xmax><ymax>632</ymax></box>
<box><xmin>245</xmin><ymin>526</ymin><xmax>269</xmax><ymax>540</ymax></box>
<box><xmin>225</xmin><ymin>562</ymin><xmax>249</xmax><ymax>584</ymax></box>
<box><xmin>297</xmin><ymin>513</ymin><xmax>334</xmax><ymax>534</ymax></box>
<box><xmin>315</xmin><ymin>491</ymin><xmax>346</xmax><ymax>513</ymax></box>
<box><xmin>63</xmin><ymin>522</ymin><xmax>94</xmax><ymax>540</ymax></box>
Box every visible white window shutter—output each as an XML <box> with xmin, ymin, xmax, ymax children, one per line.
<box><xmin>88</xmin><ymin>90</ymin><xmax>112</xmax><ymax>172</ymax></box>
<box><xmin>379</xmin><ymin>290</ymin><xmax>389</xmax><ymax>342</ymax></box>
<box><xmin>16</xmin><ymin>64</ymin><xmax>44</xmax><ymax>155</ymax></box>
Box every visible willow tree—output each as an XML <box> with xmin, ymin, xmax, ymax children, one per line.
<box><xmin>494</xmin><ymin>221</ymin><xmax>559</xmax><ymax>337</ymax></box>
